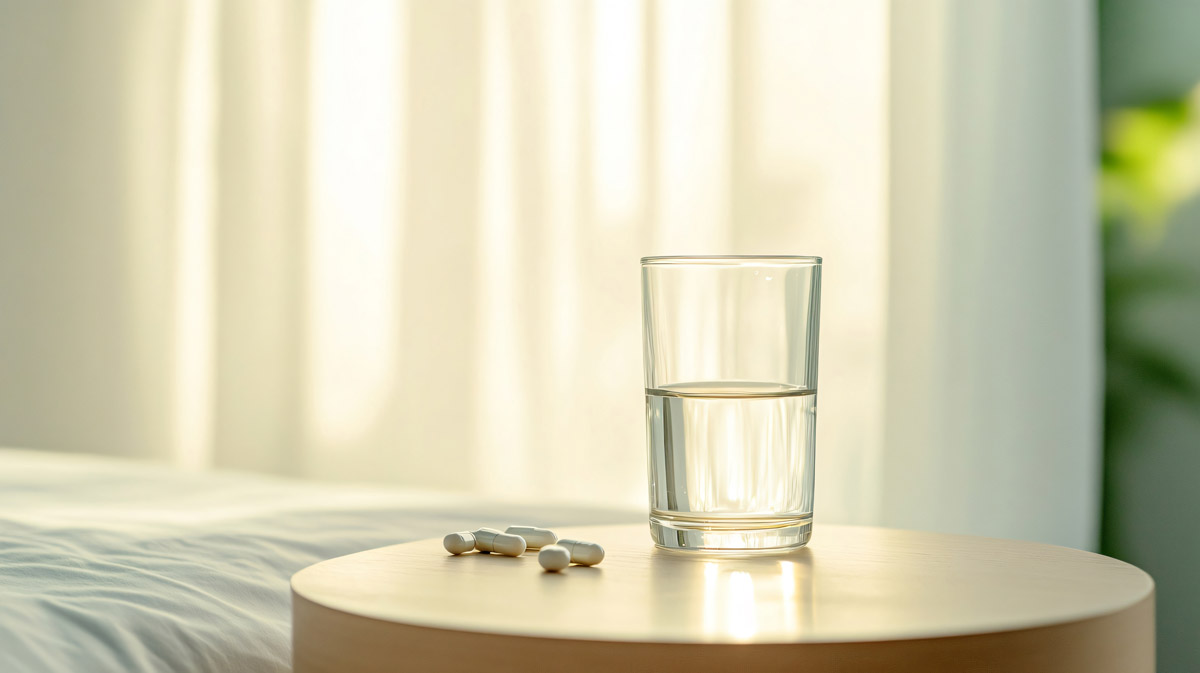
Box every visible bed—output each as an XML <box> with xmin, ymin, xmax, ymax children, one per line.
<box><xmin>0</xmin><ymin>449</ymin><xmax>637</xmax><ymax>672</ymax></box>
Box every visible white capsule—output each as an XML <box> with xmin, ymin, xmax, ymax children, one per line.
<box><xmin>492</xmin><ymin>533</ymin><xmax>527</xmax><ymax>557</ymax></box>
<box><xmin>474</xmin><ymin>529</ymin><xmax>527</xmax><ymax>557</ymax></box>
<box><xmin>443</xmin><ymin>531</ymin><xmax>476</xmax><ymax>555</ymax></box>
<box><xmin>538</xmin><ymin>545</ymin><xmax>571</xmax><ymax>572</ymax></box>
<box><xmin>472</xmin><ymin>528</ymin><xmax>502</xmax><ymax>553</ymax></box>
<box><xmin>555</xmin><ymin>538</ymin><xmax>605</xmax><ymax>566</ymax></box>
<box><xmin>505</xmin><ymin>526</ymin><xmax>558</xmax><ymax>549</ymax></box>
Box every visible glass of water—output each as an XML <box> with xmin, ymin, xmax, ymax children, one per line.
<box><xmin>641</xmin><ymin>255</ymin><xmax>822</xmax><ymax>552</ymax></box>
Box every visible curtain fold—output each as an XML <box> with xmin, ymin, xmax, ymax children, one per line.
<box><xmin>885</xmin><ymin>0</ymin><xmax>1099</xmax><ymax>549</ymax></box>
<box><xmin>0</xmin><ymin>0</ymin><xmax>1097</xmax><ymax>548</ymax></box>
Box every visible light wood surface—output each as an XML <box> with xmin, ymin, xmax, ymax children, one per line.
<box><xmin>292</xmin><ymin>524</ymin><xmax>1154</xmax><ymax>672</ymax></box>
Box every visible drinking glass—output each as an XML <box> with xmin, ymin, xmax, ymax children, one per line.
<box><xmin>641</xmin><ymin>255</ymin><xmax>822</xmax><ymax>551</ymax></box>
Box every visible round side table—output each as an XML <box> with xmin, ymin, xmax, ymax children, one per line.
<box><xmin>292</xmin><ymin>524</ymin><xmax>1154</xmax><ymax>673</ymax></box>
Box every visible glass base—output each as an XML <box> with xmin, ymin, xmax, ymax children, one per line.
<box><xmin>649</xmin><ymin>513</ymin><xmax>812</xmax><ymax>553</ymax></box>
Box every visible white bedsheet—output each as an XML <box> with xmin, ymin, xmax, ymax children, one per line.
<box><xmin>0</xmin><ymin>449</ymin><xmax>638</xmax><ymax>672</ymax></box>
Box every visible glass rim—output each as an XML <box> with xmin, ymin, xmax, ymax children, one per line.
<box><xmin>640</xmin><ymin>254</ymin><xmax>822</xmax><ymax>266</ymax></box>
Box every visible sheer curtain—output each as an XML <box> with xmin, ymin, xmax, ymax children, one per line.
<box><xmin>0</xmin><ymin>0</ymin><xmax>1097</xmax><ymax>548</ymax></box>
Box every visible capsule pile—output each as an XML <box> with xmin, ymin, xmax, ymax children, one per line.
<box><xmin>441</xmin><ymin>525</ymin><xmax>605</xmax><ymax>573</ymax></box>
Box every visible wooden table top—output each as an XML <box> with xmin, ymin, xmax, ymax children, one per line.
<box><xmin>292</xmin><ymin>523</ymin><xmax>1155</xmax><ymax>673</ymax></box>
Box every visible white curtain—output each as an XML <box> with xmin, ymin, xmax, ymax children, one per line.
<box><xmin>0</xmin><ymin>0</ymin><xmax>1097</xmax><ymax>548</ymax></box>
